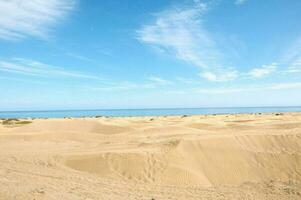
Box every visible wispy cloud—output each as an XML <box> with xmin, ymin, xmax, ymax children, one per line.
<box><xmin>0</xmin><ymin>75</ymin><xmax>47</xmax><ymax>85</ymax></box>
<box><xmin>235</xmin><ymin>0</ymin><xmax>248</xmax><ymax>5</ymax></box>
<box><xmin>147</xmin><ymin>76</ymin><xmax>173</xmax><ymax>85</ymax></box>
<box><xmin>145</xmin><ymin>82</ymin><xmax>301</xmax><ymax>95</ymax></box>
<box><xmin>87</xmin><ymin>76</ymin><xmax>174</xmax><ymax>92</ymax></box>
<box><xmin>137</xmin><ymin>1</ymin><xmax>289</xmax><ymax>83</ymax></box>
<box><xmin>165</xmin><ymin>81</ymin><xmax>301</xmax><ymax>95</ymax></box>
<box><xmin>195</xmin><ymin>87</ymin><xmax>244</xmax><ymax>94</ymax></box>
<box><xmin>286</xmin><ymin>59</ymin><xmax>301</xmax><ymax>73</ymax></box>
<box><xmin>194</xmin><ymin>82</ymin><xmax>301</xmax><ymax>94</ymax></box>
<box><xmin>66</xmin><ymin>52</ymin><xmax>95</xmax><ymax>63</ymax></box>
<box><xmin>199</xmin><ymin>70</ymin><xmax>238</xmax><ymax>82</ymax></box>
<box><xmin>88</xmin><ymin>82</ymin><xmax>139</xmax><ymax>91</ymax></box>
<box><xmin>268</xmin><ymin>82</ymin><xmax>301</xmax><ymax>90</ymax></box>
<box><xmin>0</xmin><ymin>0</ymin><xmax>75</xmax><ymax>41</ymax></box>
<box><xmin>248</xmin><ymin>63</ymin><xmax>277</xmax><ymax>78</ymax></box>
<box><xmin>281</xmin><ymin>37</ymin><xmax>301</xmax><ymax>74</ymax></box>
<box><xmin>0</xmin><ymin>58</ymin><xmax>99</xmax><ymax>79</ymax></box>
<box><xmin>199</xmin><ymin>63</ymin><xmax>277</xmax><ymax>81</ymax></box>
<box><xmin>282</xmin><ymin>37</ymin><xmax>301</xmax><ymax>63</ymax></box>
<box><xmin>137</xmin><ymin>1</ymin><xmax>221</xmax><ymax>69</ymax></box>
<box><xmin>137</xmin><ymin>1</ymin><xmax>247</xmax><ymax>82</ymax></box>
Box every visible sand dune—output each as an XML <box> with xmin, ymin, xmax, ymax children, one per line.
<box><xmin>0</xmin><ymin>113</ymin><xmax>301</xmax><ymax>199</ymax></box>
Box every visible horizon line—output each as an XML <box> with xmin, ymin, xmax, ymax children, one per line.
<box><xmin>1</xmin><ymin>105</ymin><xmax>301</xmax><ymax>113</ymax></box>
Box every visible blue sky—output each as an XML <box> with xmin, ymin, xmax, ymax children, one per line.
<box><xmin>0</xmin><ymin>0</ymin><xmax>301</xmax><ymax>111</ymax></box>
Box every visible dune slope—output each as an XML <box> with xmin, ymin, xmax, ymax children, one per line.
<box><xmin>0</xmin><ymin>113</ymin><xmax>301</xmax><ymax>199</ymax></box>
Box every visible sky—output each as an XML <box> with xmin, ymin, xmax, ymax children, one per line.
<box><xmin>0</xmin><ymin>0</ymin><xmax>301</xmax><ymax>111</ymax></box>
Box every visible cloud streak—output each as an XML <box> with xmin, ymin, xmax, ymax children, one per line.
<box><xmin>286</xmin><ymin>59</ymin><xmax>301</xmax><ymax>73</ymax></box>
<box><xmin>194</xmin><ymin>82</ymin><xmax>301</xmax><ymax>94</ymax></box>
<box><xmin>147</xmin><ymin>76</ymin><xmax>173</xmax><ymax>85</ymax></box>
<box><xmin>137</xmin><ymin>1</ymin><xmax>220</xmax><ymax>69</ymax></box>
<box><xmin>87</xmin><ymin>76</ymin><xmax>173</xmax><ymax>92</ymax></box>
<box><xmin>200</xmin><ymin>70</ymin><xmax>238</xmax><ymax>82</ymax></box>
<box><xmin>0</xmin><ymin>0</ymin><xmax>75</xmax><ymax>41</ymax></box>
<box><xmin>0</xmin><ymin>58</ymin><xmax>99</xmax><ymax>79</ymax></box>
<box><xmin>137</xmin><ymin>1</ymin><xmax>293</xmax><ymax>83</ymax></box>
<box><xmin>281</xmin><ymin>37</ymin><xmax>301</xmax><ymax>74</ymax></box>
<box><xmin>137</xmin><ymin>1</ymin><xmax>247</xmax><ymax>82</ymax></box>
<box><xmin>248</xmin><ymin>63</ymin><xmax>277</xmax><ymax>78</ymax></box>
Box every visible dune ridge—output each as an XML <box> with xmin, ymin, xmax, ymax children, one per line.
<box><xmin>0</xmin><ymin>113</ymin><xmax>301</xmax><ymax>199</ymax></box>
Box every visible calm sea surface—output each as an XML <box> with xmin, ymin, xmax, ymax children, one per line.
<box><xmin>0</xmin><ymin>107</ymin><xmax>301</xmax><ymax>119</ymax></box>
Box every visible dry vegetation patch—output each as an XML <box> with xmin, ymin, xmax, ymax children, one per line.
<box><xmin>1</xmin><ymin>118</ymin><xmax>32</xmax><ymax>126</ymax></box>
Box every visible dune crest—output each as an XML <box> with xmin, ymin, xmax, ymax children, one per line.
<box><xmin>0</xmin><ymin>113</ymin><xmax>301</xmax><ymax>199</ymax></box>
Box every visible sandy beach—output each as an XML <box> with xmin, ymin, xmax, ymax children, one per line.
<box><xmin>0</xmin><ymin>113</ymin><xmax>301</xmax><ymax>200</ymax></box>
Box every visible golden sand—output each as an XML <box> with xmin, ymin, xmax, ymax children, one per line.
<box><xmin>0</xmin><ymin>113</ymin><xmax>301</xmax><ymax>199</ymax></box>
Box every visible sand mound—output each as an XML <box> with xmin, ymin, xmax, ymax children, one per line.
<box><xmin>66</xmin><ymin>134</ymin><xmax>301</xmax><ymax>188</ymax></box>
<box><xmin>2</xmin><ymin>118</ymin><xmax>133</xmax><ymax>137</ymax></box>
<box><xmin>1</xmin><ymin>113</ymin><xmax>301</xmax><ymax>199</ymax></box>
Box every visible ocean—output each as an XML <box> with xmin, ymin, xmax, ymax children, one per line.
<box><xmin>0</xmin><ymin>106</ymin><xmax>301</xmax><ymax>119</ymax></box>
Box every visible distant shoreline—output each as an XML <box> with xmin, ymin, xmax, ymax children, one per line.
<box><xmin>1</xmin><ymin>105</ymin><xmax>301</xmax><ymax>113</ymax></box>
<box><xmin>0</xmin><ymin>108</ymin><xmax>301</xmax><ymax>119</ymax></box>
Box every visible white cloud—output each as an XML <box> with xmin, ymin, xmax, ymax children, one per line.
<box><xmin>0</xmin><ymin>58</ymin><xmax>99</xmax><ymax>79</ymax></box>
<box><xmin>235</xmin><ymin>0</ymin><xmax>248</xmax><ymax>5</ymax></box>
<box><xmin>200</xmin><ymin>70</ymin><xmax>238</xmax><ymax>82</ymax></box>
<box><xmin>137</xmin><ymin>1</ymin><xmax>221</xmax><ymax>69</ymax></box>
<box><xmin>280</xmin><ymin>36</ymin><xmax>301</xmax><ymax>73</ymax></box>
<box><xmin>66</xmin><ymin>53</ymin><xmax>95</xmax><ymax>63</ymax></box>
<box><xmin>88</xmin><ymin>82</ymin><xmax>139</xmax><ymax>91</ymax></box>
<box><xmin>268</xmin><ymin>82</ymin><xmax>301</xmax><ymax>90</ymax></box>
<box><xmin>137</xmin><ymin>1</ymin><xmax>249</xmax><ymax>83</ymax></box>
<box><xmin>248</xmin><ymin>63</ymin><xmax>277</xmax><ymax>78</ymax></box>
<box><xmin>193</xmin><ymin>82</ymin><xmax>301</xmax><ymax>94</ymax></box>
<box><xmin>285</xmin><ymin>58</ymin><xmax>301</xmax><ymax>73</ymax></box>
<box><xmin>170</xmin><ymin>81</ymin><xmax>301</xmax><ymax>95</ymax></box>
<box><xmin>195</xmin><ymin>87</ymin><xmax>244</xmax><ymax>94</ymax></box>
<box><xmin>281</xmin><ymin>37</ymin><xmax>301</xmax><ymax>63</ymax></box>
<box><xmin>87</xmin><ymin>76</ymin><xmax>174</xmax><ymax>92</ymax></box>
<box><xmin>0</xmin><ymin>0</ymin><xmax>75</xmax><ymax>41</ymax></box>
<box><xmin>147</xmin><ymin>76</ymin><xmax>173</xmax><ymax>85</ymax></box>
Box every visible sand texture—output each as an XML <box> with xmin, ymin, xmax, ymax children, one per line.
<box><xmin>0</xmin><ymin>113</ymin><xmax>301</xmax><ymax>200</ymax></box>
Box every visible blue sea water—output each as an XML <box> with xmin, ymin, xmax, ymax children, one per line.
<box><xmin>0</xmin><ymin>107</ymin><xmax>301</xmax><ymax>119</ymax></box>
